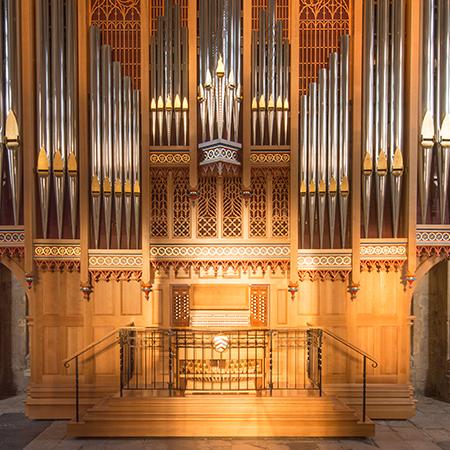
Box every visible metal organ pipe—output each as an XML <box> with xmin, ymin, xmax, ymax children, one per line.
<box><xmin>113</xmin><ymin>62</ymin><xmax>123</xmax><ymax>249</ymax></box>
<box><xmin>391</xmin><ymin>0</ymin><xmax>405</xmax><ymax>237</ymax></box>
<box><xmin>90</xmin><ymin>26</ymin><xmax>101</xmax><ymax>249</ymax></box>
<box><xmin>339</xmin><ymin>35</ymin><xmax>350</xmax><ymax>247</ymax></box>
<box><xmin>300</xmin><ymin>35</ymin><xmax>351</xmax><ymax>249</ymax></box>
<box><xmin>151</xmin><ymin>0</ymin><xmax>189</xmax><ymax>146</ymax></box>
<box><xmin>132</xmin><ymin>90</ymin><xmax>141</xmax><ymax>246</ymax></box>
<box><xmin>36</xmin><ymin>0</ymin><xmax>51</xmax><ymax>238</ymax></box>
<box><xmin>252</xmin><ymin>3</ymin><xmax>289</xmax><ymax>146</ymax></box>
<box><xmin>308</xmin><ymin>82</ymin><xmax>317</xmax><ymax>247</ymax></box>
<box><xmin>362</xmin><ymin>0</ymin><xmax>375</xmax><ymax>238</ymax></box>
<box><xmin>3</xmin><ymin>0</ymin><xmax>21</xmax><ymax>226</ymax></box>
<box><xmin>66</xmin><ymin>0</ymin><xmax>78</xmax><ymax>239</ymax></box>
<box><xmin>328</xmin><ymin>53</ymin><xmax>339</xmax><ymax>249</ymax></box>
<box><xmin>360</xmin><ymin>0</ymin><xmax>405</xmax><ymax>236</ymax></box>
<box><xmin>299</xmin><ymin>95</ymin><xmax>308</xmax><ymax>248</ymax></box>
<box><xmin>317</xmin><ymin>69</ymin><xmax>327</xmax><ymax>249</ymax></box>
<box><xmin>88</xmin><ymin>26</ymin><xmax>141</xmax><ymax>249</ymax></box>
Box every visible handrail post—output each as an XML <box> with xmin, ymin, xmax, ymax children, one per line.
<box><xmin>168</xmin><ymin>331</ymin><xmax>173</xmax><ymax>397</ymax></box>
<box><xmin>318</xmin><ymin>329</ymin><xmax>323</xmax><ymax>397</ymax></box>
<box><xmin>119</xmin><ymin>330</ymin><xmax>124</xmax><ymax>397</ymax></box>
<box><xmin>269</xmin><ymin>330</ymin><xmax>273</xmax><ymax>396</ymax></box>
<box><xmin>362</xmin><ymin>355</ymin><xmax>367</xmax><ymax>422</ymax></box>
<box><xmin>75</xmin><ymin>356</ymin><xmax>79</xmax><ymax>422</ymax></box>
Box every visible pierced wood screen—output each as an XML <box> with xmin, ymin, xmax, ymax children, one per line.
<box><xmin>90</xmin><ymin>0</ymin><xmax>141</xmax><ymax>87</ymax></box>
<box><xmin>298</xmin><ymin>0</ymin><xmax>350</xmax><ymax>94</ymax></box>
<box><xmin>250</xmin><ymin>285</ymin><xmax>269</xmax><ymax>327</ymax></box>
<box><xmin>150</xmin><ymin>0</ymin><xmax>188</xmax><ymax>34</ymax></box>
<box><xmin>197</xmin><ymin>176</ymin><xmax>218</xmax><ymax>238</ymax></box>
<box><xmin>222</xmin><ymin>177</ymin><xmax>243</xmax><ymax>238</ymax></box>
<box><xmin>250</xmin><ymin>168</ymin><xmax>268</xmax><ymax>238</ymax></box>
<box><xmin>271</xmin><ymin>168</ymin><xmax>289</xmax><ymax>237</ymax></box>
<box><xmin>150</xmin><ymin>168</ymin><xmax>168</xmax><ymax>237</ymax></box>
<box><xmin>172</xmin><ymin>285</ymin><xmax>190</xmax><ymax>327</ymax></box>
<box><xmin>173</xmin><ymin>169</ymin><xmax>191</xmax><ymax>238</ymax></box>
<box><xmin>252</xmin><ymin>0</ymin><xmax>289</xmax><ymax>38</ymax></box>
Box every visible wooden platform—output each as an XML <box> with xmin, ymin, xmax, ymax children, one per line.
<box><xmin>67</xmin><ymin>393</ymin><xmax>375</xmax><ymax>437</ymax></box>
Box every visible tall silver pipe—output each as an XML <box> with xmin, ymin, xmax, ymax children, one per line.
<box><xmin>308</xmin><ymin>82</ymin><xmax>317</xmax><ymax>247</ymax></box>
<box><xmin>318</xmin><ymin>69</ymin><xmax>327</xmax><ymax>249</ymax></box>
<box><xmin>101</xmin><ymin>45</ymin><xmax>113</xmax><ymax>248</ymax></box>
<box><xmin>123</xmin><ymin>76</ymin><xmax>132</xmax><ymax>249</ymax></box>
<box><xmin>50</xmin><ymin>0</ymin><xmax>65</xmax><ymax>236</ymax></box>
<box><xmin>339</xmin><ymin>35</ymin><xmax>350</xmax><ymax>247</ymax></box>
<box><xmin>391</xmin><ymin>0</ymin><xmax>405</xmax><ymax>236</ymax></box>
<box><xmin>438</xmin><ymin>0</ymin><xmax>450</xmax><ymax>223</ymax></box>
<box><xmin>328</xmin><ymin>53</ymin><xmax>339</xmax><ymax>248</ymax></box>
<box><xmin>4</xmin><ymin>0</ymin><xmax>21</xmax><ymax>226</ymax></box>
<box><xmin>89</xmin><ymin>26</ymin><xmax>101</xmax><ymax>248</ymax></box>
<box><xmin>362</xmin><ymin>0</ymin><xmax>375</xmax><ymax>237</ymax></box>
<box><xmin>113</xmin><ymin>62</ymin><xmax>123</xmax><ymax>248</ymax></box>
<box><xmin>66</xmin><ymin>0</ymin><xmax>78</xmax><ymax>238</ymax></box>
<box><xmin>375</xmin><ymin>0</ymin><xmax>389</xmax><ymax>237</ymax></box>
<box><xmin>36</xmin><ymin>0</ymin><xmax>51</xmax><ymax>238</ymax></box>
<box><xmin>420</xmin><ymin>0</ymin><xmax>435</xmax><ymax>224</ymax></box>
<box><xmin>132</xmin><ymin>90</ymin><xmax>140</xmax><ymax>247</ymax></box>
<box><xmin>300</xmin><ymin>95</ymin><xmax>308</xmax><ymax>248</ymax></box>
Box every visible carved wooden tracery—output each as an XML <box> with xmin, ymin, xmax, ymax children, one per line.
<box><xmin>298</xmin><ymin>0</ymin><xmax>350</xmax><ymax>94</ymax></box>
<box><xmin>90</xmin><ymin>0</ymin><xmax>141</xmax><ymax>87</ymax></box>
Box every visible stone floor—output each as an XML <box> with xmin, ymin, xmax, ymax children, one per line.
<box><xmin>1</xmin><ymin>395</ymin><xmax>450</xmax><ymax>449</ymax></box>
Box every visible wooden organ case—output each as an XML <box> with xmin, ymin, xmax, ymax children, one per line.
<box><xmin>0</xmin><ymin>0</ymin><xmax>443</xmax><ymax>437</ymax></box>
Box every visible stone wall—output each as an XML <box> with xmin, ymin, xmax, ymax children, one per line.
<box><xmin>0</xmin><ymin>264</ymin><xmax>28</xmax><ymax>398</ymax></box>
<box><xmin>412</xmin><ymin>259</ymin><xmax>450</xmax><ymax>401</ymax></box>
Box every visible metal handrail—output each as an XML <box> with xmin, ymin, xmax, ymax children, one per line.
<box><xmin>308</xmin><ymin>326</ymin><xmax>379</xmax><ymax>423</ymax></box>
<box><xmin>319</xmin><ymin>328</ymin><xmax>378</xmax><ymax>368</ymax></box>
<box><xmin>63</xmin><ymin>322</ymin><xmax>135</xmax><ymax>367</ymax></box>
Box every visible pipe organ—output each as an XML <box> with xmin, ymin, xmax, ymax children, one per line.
<box><xmin>1</xmin><ymin>0</ymin><xmax>448</xmax><ymax>429</ymax></box>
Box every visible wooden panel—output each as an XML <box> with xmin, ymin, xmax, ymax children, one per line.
<box><xmin>66</xmin><ymin>327</ymin><xmax>84</xmax><ymax>375</ymax></box>
<box><xmin>151</xmin><ymin>288</ymin><xmax>163</xmax><ymax>326</ymax></box>
<box><xmin>320</xmin><ymin>281</ymin><xmax>346</xmax><ymax>316</ymax></box>
<box><xmin>43</xmin><ymin>327</ymin><xmax>59</xmax><ymax>375</ymax></box>
<box><xmin>380</xmin><ymin>327</ymin><xmax>398</xmax><ymax>376</ymax></box>
<box><xmin>93</xmin><ymin>326</ymin><xmax>116</xmax><ymax>375</ymax></box>
<box><xmin>120</xmin><ymin>281</ymin><xmax>142</xmax><ymax>316</ymax></box>
<box><xmin>93</xmin><ymin>281</ymin><xmax>116</xmax><ymax>316</ymax></box>
<box><xmin>191</xmin><ymin>285</ymin><xmax>249</xmax><ymax>310</ymax></box>
<box><xmin>42</xmin><ymin>273</ymin><xmax>60</xmax><ymax>315</ymax></box>
<box><xmin>171</xmin><ymin>285</ymin><xmax>190</xmax><ymax>326</ymax></box>
<box><xmin>276</xmin><ymin>289</ymin><xmax>287</xmax><ymax>325</ymax></box>
<box><xmin>297</xmin><ymin>280</ymin><xmax>319</xmax><ymax>316</ymax></box>
<box><xmin>66</xmin><ymin>273</ymin><xmax>83</xmax><ymax>316</ymax></box>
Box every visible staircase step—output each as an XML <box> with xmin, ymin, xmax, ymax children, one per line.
<box><xmin>67</xmin><ymin>393</ymin><xmax>374</xmax><ymax>438</ymax></box>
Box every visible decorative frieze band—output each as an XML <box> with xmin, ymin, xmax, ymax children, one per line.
<box><xmin>360</xmin><ymin>239</ymin><xmax>407</xmax><ymax>272</ymax></box>
<box><xmin>0</xmin><ymin>227</ymin><xmax>25</xmax><ymax>246</ymax></box>
<box><xmin>149</xmin><ymin>244</ymin><xmax>290</xmax><ymax>260</ymax></box>
<box><xmin>297</xmin><ymin>249</ymin><xmax>351</xmax><ymax>282</ymax></box>
<box><xmin>250</xmin><ymin>152</ymin><xmax>290</xmax><ymax>165</ymax></box>
<box><xmin>149</xmin><ymin>152</ymin><xmax>190</xmax><ymax>165</ymax></box>
<box><xmin>88</xmin><ymin>250</ymin><xmax>143</xmax><ymax>269</ymax></box>
<box><xmin>34</xmin><ymin>241</ymin><xmax>81</xmax><ymax>271</ymax></box>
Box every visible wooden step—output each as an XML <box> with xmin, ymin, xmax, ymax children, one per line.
<box><xmin>67</xmin><ymin>393</ymin><xmax>374</xmax><ymax>438</ymax></box>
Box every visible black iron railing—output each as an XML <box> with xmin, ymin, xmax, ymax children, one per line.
<box><xmin>64</xmin><ymin>326</ymin><xmax>378</xmax><ymax>424</ymax></box>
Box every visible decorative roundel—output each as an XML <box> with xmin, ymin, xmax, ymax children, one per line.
<box><xmin>212</xmin><ymin>335</ymin><xmax>230</xmax><ymax>353</ymax></box>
